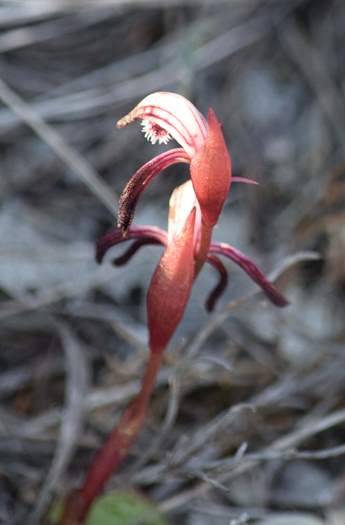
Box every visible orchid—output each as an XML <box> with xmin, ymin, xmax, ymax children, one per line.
<box><xmin>100</xmin><ymin>92</ymin><xmax>288</xmax><ymax>352</ymax></box>
<box><xmin>60</xmin><ymin>92</ymin><xmax>288</xmax><ymax>524</ymax></box>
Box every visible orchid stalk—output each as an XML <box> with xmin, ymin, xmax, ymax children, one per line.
<box><xmin>60</xmin><ymin>92</ymin><xmax>288</xmax><ymax>524</ymax></box>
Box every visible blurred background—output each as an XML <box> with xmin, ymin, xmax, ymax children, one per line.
<box><xmin>0</xmin><ymin>1</ymin><xmax>345</xmax><ymax>524</ymax></box>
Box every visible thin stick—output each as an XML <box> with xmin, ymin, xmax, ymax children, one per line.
<box><xmin>28</xmin><ymin>322</ymin><xmax>89</xmax><ymax>525</ymax></box>
<box><xmin>0</xmin><ymin>77</ymin><xmax>116</xmax><ymax>214</ymax></box>
<box><xmin>60</xmin><ymin>350</ymin><xmax>163</xmax><ymax>524</ymax></box>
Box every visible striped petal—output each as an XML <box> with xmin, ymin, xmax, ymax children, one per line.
<box><xmin>117</xmin><ymin>92</ymin><xmax>207</xmax><ymax>158</ymax></box>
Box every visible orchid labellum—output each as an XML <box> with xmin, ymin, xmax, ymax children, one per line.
<box><xmin>61</xmin><ymin>92</ymin><xmax>288</xmax><ymax>524</ymax></box>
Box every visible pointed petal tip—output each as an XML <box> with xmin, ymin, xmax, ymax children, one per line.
<box><xmin>96</xmin><ymin>231</ymin><xmax>120</xmax><ymax>264</ymax></box>
<box><xmin>207</xmin><ymin>107</ymin><xmax>219</xmax><ymax>125</ymax></box>
<box><xmin>206</xmin><ymin>108</ymin><xmax>226</xmax><ymax>134</ymax></box>
<box><xmin>210</xmin><ymin>242</ymin><xmax>289</xmax><ymax>309</ymax></box>
<box><xmin>116</xmin><ymin>114</ymin><xmax>134</xmax><ymax>128</ymax></box>
<box><xmin>269</xmin><ymin>293</ymin><xmax>289</xmax><ymax>308</ymax></box>
<box><xmin>95</xmin><ymin>239</ymin><xmax>107</xmax><ymax>264</ymax></box>
<box><xmin>232</xmin><ymin>176</ymin><xmax>259</xmax><ymax>186</ymax></box>
<box><xmin>95</xmin><ymin>228</ymin><xmax>129</xmax><ymax>265</ymax></box>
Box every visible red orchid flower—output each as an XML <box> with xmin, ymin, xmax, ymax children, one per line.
<box><xmin>100</xmin><ymin>92</ymin><xmax>288</xmax><ymax>352</ymax></box>
<box><xmin>116</xmin><ymin>92</ymin><xmax>254</xmax><ymax>247</ymax></box>
<box><xmin>60</xmin><ymin>93</ymin><xmax>288</xmax><ymax>524</ymax></box>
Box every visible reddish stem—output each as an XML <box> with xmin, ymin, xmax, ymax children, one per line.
<box><xmin>60</xmin><ymin>351</ymin><xmax>163</xmax><ymax>524</ymax></box>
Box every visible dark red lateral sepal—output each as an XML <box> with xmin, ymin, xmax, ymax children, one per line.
<box><xmin>210</xmin><ymin>242</ymin><xmax>289</xmax><ymax>307</ymax></box>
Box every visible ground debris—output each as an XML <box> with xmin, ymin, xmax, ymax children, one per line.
<box><xmin>1</xmin><ymin>1</ymin><xmax>345</xmax><ymax>524</ymax></box>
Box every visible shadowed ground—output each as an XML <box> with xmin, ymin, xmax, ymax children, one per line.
<box><xmin>0</xmin><ymin>1</ymin><xmax>345</xmax><ymax>524</ymax></box>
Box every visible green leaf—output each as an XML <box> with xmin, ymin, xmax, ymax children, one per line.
<box><xmin>48</xmin><ymin>500</ymin><xmax>63</xmax><ymax>524</ymax></box>
<box><xmin>86</xmin><ymin>491</ymin><xmax>170</xmax><ymax>525</ymax></box>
